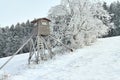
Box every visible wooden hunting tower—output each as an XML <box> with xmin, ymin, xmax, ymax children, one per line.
<box><xmin>28</xmin><ymin>18</ymin><xmax>53</xmax><ymax>64</ymax></box>
<box><xmin>31</xmin><ymin>18</ymin><xmax>51</xmax><ymax>36</ymax></box>
<box><xmin>0</xmin><ymin>18</ymin><xmax>73</xmax><ymax>69</ymax></box>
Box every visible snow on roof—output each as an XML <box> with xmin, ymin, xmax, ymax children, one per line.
<box><xmin>31</xmin><ymin>18</ymin><xmax>51</xmax><ymax>23</ymax></box>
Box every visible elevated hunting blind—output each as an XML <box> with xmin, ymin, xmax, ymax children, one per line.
<box><xmin>29</xmin><ymin>18</ymin><xmax>53</xmax><ymax>64</ymax></box>
<box><xmin>0</xmin><ymin>17</ymin><xmax>73</xmax><ymax>70</ymax></box>
<box><xmin>31</xmin><ymin>18</ymin><xmax>51</xmax><ymax>36</ymax></box>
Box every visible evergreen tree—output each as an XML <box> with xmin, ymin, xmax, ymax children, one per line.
<box><xmin>0</xmin><ymin>20</ymin><xmax>34</xmax><ymax>57</ymax></box>
<box><xmin>103</xmin><ymin>2</ymin><xmax>108</xmax><ymax>10</ymax></box>
<box><xmin>104</xmin><ymin>1</ymin><xmax>120</xmax><ymax>37</ymax></box>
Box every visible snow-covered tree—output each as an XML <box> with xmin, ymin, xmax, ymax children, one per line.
<box><xmin>0</xmin><ymin>20</ymin><xmax>34</xmax><ymax>58</ymax></box>
<box><xmin>48</xmin><ymin>5</ymin><xmax>71</xmax><ymax>46</ymax></box>
<box><xmin>48</xmin><ymin>0</ymin><xmax>112</xmax><ymax>49</ymax></box>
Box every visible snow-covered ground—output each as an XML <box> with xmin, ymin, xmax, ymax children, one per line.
<box><xmin>0</xmin><ymin>36</ymin><xmax>120</xmax><ymax>80</ymax></box>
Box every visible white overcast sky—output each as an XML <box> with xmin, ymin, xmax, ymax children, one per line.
<box><xmin>0</xmin><ymin>0</ymin><xmax>117</xmax><ymax>27</ymax></box>
<box><xmin>0</xmin><ymin>0</ymin><xmax>61</xmax><ymax>27</ymax></box>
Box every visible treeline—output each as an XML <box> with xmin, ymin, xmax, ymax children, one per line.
<box><xmin>103</xmin><ymin>1</ymin><xmax>120</xmax><ymax>37</ymax></box>
<box><xmin>0</xmin><ymin>1</ymin><xmax>120</xmax><ymax>58</ymax></box>
<box><xmin>0</xmin><ymin>20</ymin><xmax>34</xmax><ymax>57</ymax></box>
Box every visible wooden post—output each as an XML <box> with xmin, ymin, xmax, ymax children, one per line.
<box><xmin>41</xmin><ymin>36</ymin><xmax>54</xmax><ymax>59</ymax></box>
<box><xmin>36</xmin><ymin>36</ymin><xmax>40</xmax><ymax>64</ymax></box>
<box><xmin>0</xmin><ymin>35</ymin><xmax>33</xmax><ymax>69</ymax></box>
<box><xmin>28</xmin><ymin>39</ymin><xmax>36</xmax><ymax>64</ymax></box>
<box><xmin>49</xmin><ymin>35</ymin><xmax>73</xmax><ymax>52</ymax></box>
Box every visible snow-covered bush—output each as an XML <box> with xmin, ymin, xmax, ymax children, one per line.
<box><xmin>0</xmin><ymin>71</ymin><xmax>10</xmax><ymax>80</ymax></box>
<box><xmin>48</xmin><ymin>0</ymin><xmax>112</xmax><ymax>49</ymax></box>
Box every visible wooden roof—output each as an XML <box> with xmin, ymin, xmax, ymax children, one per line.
<box><xmin>31</xmin><ymin>18</ymin><xmax>51</xmax><ymax>23</ymax></box>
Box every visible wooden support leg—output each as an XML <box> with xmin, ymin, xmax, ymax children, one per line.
<box><xmin>28</xmin><ymin>39</ymin><xmax>36</xmax><ymax>64</ymax></box>
<box><xmin>0</xmin><ymin>34</ymin><xmax>33</xmax><ymax>69</ymax></box>
<box><xmin>47</xmin><ymin>36</ymin><xmax>54</xmax><ymax>58</ymax></box>
<box><xmin>39</xmin><ymin>36</ymin><xmax>45</xmax><ymax>60</ymax></box>
<box><xmin>49</xmin><ymin>35</ymin><xmax>73</xmax><ymax>52</ymax></box>
<box><xmin>28</xmin><ymin>45</ymin><xmax>32</xmax><ymax>64</ymax></box>
<box><xmin>41</xmin><ymin>36</ymin><xmax>54</xmax><ymax>59</ymax></box>
<box><xmin>36</xmin><ymin>36</ymin><xmax>40</xmax><ymax>64</ymax></box>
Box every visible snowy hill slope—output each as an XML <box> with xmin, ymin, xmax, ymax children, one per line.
<box><xmin>0</xmin><ymin>36</ymin><xmax>120</xmax><ymax>80</ymax></box>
